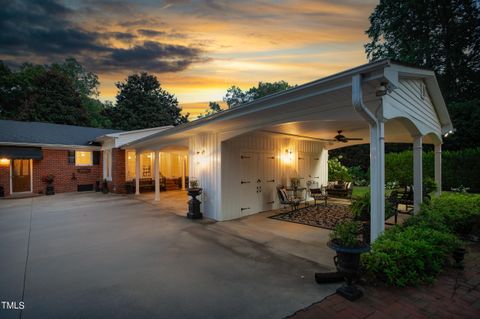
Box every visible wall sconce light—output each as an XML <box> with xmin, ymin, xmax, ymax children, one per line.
<box><xmin>0</xmin><ymin>158</ymin><xmax>10</xmax><ymax>166</ymax></box>
<box><xmin>196</xmin><ymin>149</ymin><xmax>206</xmax><ymax>165</ymax></box>
<box><xmin>281</xmin><ymin>149</ymin><xmax>293</xmax><ymax>164</ymax></box>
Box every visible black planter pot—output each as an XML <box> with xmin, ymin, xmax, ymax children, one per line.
<box><xmin>328</xmin><ymin>240</ymin><xmax>370</xmax><ymax>301</ymax></box>
<box><xmin>95</xmin><ymin>181</ymin><xmax>100</xmax><ymax>192</ymax></box>
<box><xmin>453</xmin><ymin>247</ymin><xmax>466</xmax><ymax>269</ymax></box>
<box><xmin>102</xmin><ymin>182</ymin><xmax>109</xmax><ymax>194</ymax></box>
<box><xmin>187</xmin><ymin>188</ymin><xmax>203</xmax><ymax>219</ymax></box>
<box><xmin>45</xmin><ymin>183</ymin><xmax>55</xmax><ymax>195</ymax></box>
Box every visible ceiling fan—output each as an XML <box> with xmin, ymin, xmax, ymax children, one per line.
<box><xmin>334</xmin><ymin>130</ymin><xmax>363</xmax><ymax>143</ymax></box>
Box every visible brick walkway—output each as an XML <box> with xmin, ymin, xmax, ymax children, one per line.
<box><xmin>288</xmin><ymin>242</ymin><xmax>480</xmax><ymax>319</ymax></box>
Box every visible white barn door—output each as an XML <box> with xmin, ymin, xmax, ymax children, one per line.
<box><xmin>259</xmin><ymin>153</ymin><xmax>276</xmax><ymax>211</ymax></box>
<box><xmin>239</xmin><ymin>152</ymin><xmax>258</xmax><ymax>216</ymax></box>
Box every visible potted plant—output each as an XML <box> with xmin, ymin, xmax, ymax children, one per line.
<box><xmin>102</xmin><ymin>178</ymin><xmax>109</xmax><ymax>194</ymax></box>
<box><xmin>187</xmin><ymin>178</ymin><xmax>202</xmax><ymax>219</ymax></box>
<box><xmin>42</xmin><ymin>174</ymin><xmax>55</xmax><ymax>195</ymax></box>
<box><xmin>328</xmin><ymin>220</ymin><xmax>369</xmax><ymax>301</ymax></box>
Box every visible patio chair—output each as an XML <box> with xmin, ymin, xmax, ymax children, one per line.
<box><xmin>386</xmin><ymin>190</ymin><xmax>400</xmax><ymax>224</ymax></box>
<box><xmin>277</xmin><ymin>186</ymin><xmax>301</xmax><ymax>211</ymax></box>
<box><xmin>309</xmin><ymin>186</ymin><xmax>328</xmax><ymax>206</ymax></box>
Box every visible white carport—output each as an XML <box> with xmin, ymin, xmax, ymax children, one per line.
<box><xmin>125</xmin><ymin>59</ymin><xmax>452</xmax><ymax>242</ymax></box>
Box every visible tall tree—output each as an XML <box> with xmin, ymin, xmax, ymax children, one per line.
<box><xmin>0</xmin><ymin>58</ymin><xmax>110</xmax><ymax>127</ymax></box>
<box><xmin>197</xmin><ymin>101</ymin><xmax>222</xmax><ymax>118</ymax></box>
<box><xmin>107</xmin><ymin>72</ymin><xmax>188</xmax><ymax>130</ymax></box>
<box><xmin>18</xmin><ymin>69</ymin><xmax>89</xmax><ymax>125</ymax></box>
<box><xmin>223</xmin><ymin>81</ymin><xmax>294</xmax><ymax>108</ymax></box>
<box><xmin>365</xmin><ymin>0</ymin><xmax>480</xmax><ymax>102</ymax></box>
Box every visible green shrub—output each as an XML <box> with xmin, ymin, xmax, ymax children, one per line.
<box><xmin>351</xmin><ymin>192</ymin><xmax>397</xmax><ymax>221</ymax></box>
<box><xmin>328</xmin><ymin>157</ymin><xmax>351</xmax><ymax>182</ymax></box>
<box><xmin>417</xmin><ymin>193</ymin><xmax>480</xmax><ymax>235</ymax></box>
<box><xmin>361</xmin><ymin>226</ymin><xmax>460</xmax><ymax>287</ymax></box>
<box><xmin>362</xmin><ymin>193</ymin><xmax>479</xmax><ymax>287</ymax></box>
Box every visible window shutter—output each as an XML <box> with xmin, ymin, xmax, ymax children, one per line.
<box><xmin>68</xmin><ymin>151</ymin><xmax>75</xmax><ymax>164</ymax></box>
<box><xmin>93</xmin><ymin>151</ymin><xmax>100</xmax><ymax>165</ymax></box>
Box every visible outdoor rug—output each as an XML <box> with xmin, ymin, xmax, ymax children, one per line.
<box><xmin>269</xmin><ymin>204</ymin><xmax>353</xmax><ymax>230</ymax></box>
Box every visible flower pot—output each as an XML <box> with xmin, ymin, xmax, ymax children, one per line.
<box><xmin>327</xmin><ymin>240</ymin><xmax>370</xmax><ymax>301</ymax></box>
<box><xmin>45</xmin><ymin>183</ymin><xmax>55</xmax><ymax>195</ymax></box>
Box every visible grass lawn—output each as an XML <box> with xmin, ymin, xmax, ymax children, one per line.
<box><xmin>352</xmin><ymin>186</ymin><xmax>395</xmax><ymax>198</ymax></box>
<box><xmin>352</xmin><ymin>186</ymin><xmax>370</xmax><ymax>198</ymax></box>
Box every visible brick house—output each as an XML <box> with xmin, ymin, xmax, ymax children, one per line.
<box><xmin>0</xmin><ymin>120</ymin><xmax>181</xmax><ymax>198</ymax></box>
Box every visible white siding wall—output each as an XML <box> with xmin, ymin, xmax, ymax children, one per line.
<box><xmin>384</xmin><ymin>78</ymin><xmax>442</xmax><ymax>136</ymax></box>
<box><xmin>188</xmin><ymin>133</ymin><xmax>222</xmax><ymax>220</ymax></box>
<box><xmin>220</xmin><ymin>132</ymin><xmax>327</xmax><ymax>221</ymax></box>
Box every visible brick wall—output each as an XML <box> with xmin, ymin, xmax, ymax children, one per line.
<box><xmin>110</xmin><ymin>148</ymin><xmax>126</xmax><ymax>193</ymax></box>
<box><xmin>0</xmin><ymin>148</ymin><xmax>103</xmax><ymax>197</ymax></box>
<box><xmin>0</xmin><ymin>163</ymin><xmax>10</xmax><ymax>196</ymax></box>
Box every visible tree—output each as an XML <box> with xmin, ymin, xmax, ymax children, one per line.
<box><xmin>0</xmin><ymin>58</ymin><xmax>111</xmax><ymax>127</ymax></box>
<box><xmin>223</xmin><ymin>86</ymin><xmax>251</xmax><ymax>108</ymax></box>
<box><xmin>107</xmin><ymin>72</ymin><xmax>188</xmax><ymax>130</ymax></box>
<box><xmin>197</xmin><ymin>101</ymin><xmax>222</xmax><ymax>119</ymax></box>
<box><xmin>365</xmin><ymin>0</ymin><xmax>480</xmax><ymax>102</ymax></box>
<box><xmin>223</xmin><ymin>81</ymin><xmax>294</xmax><ymax>108</ymax></box>
<box><xmin>18</xmin><ymin>69</ymin><xmax>89</xmax><ymax>125</ymax></box>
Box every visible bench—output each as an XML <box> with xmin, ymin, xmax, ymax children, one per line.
<box><xmin>326</xmin><ymin>181</ymin><xmax>353</xmax><ymax>199</ymax></box>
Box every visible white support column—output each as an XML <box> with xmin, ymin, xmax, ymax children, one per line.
<box><xmin>181</xmin><ymin>156</ymin><xmax>186</xmax><ymax>190</ymax></box>
<box><xmin>154</xmin><ymin>151</ymin><xmax>160</xmax><ymax>201</ymax></box>
<box><xmin>135</xmin><ymin>150</ymin><xmax>140</xmax><ymax>195</ymax></box>
<box><xmin>434</xmin><ymin>144</ymin><xmax>442</xmax><ymax>197</ymax></box>
<box><xmin>413</xmin><ymin>136</ymin><xmax>423</xmax><ymax>213</ymax></box>
<box><xmin>370</xmin><ymin>122</ymin><xmax>385</xmax><ymax>242</ymax></box>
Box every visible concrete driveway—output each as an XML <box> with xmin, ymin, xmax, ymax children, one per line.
<box><xmin>0</xmin><ymin>192</ymin><xmax>338</xmax><ymax>319</ymax></box>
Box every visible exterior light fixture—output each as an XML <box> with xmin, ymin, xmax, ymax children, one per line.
<box><xmin>375</xmin><ymin>82</ymin><xmax>389</xmax><ymax>96</ymax></box>
<box><xmin>444</xmin><ymin>129</ymin><xmax>455</xmax><ymax>137</ymax></box>
<box><xmin>0</xmin><ymin>158</ymin><xmax>10</xmax><ymax>166</ymax></box>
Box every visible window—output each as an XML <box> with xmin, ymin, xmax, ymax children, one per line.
<box><xmin>75</xmin><ymin>151</ymin><xmax>92</xmax><ymax>166</ymax></box>
<box><xmin>125</xmin><ymin>151</ymin><xmax>154</xmax><ymax>180</ymax></box>
<box><xmin>68</xmin><ymin>151</ymin><xmax>75</xmax><ymax>164</ymax></box>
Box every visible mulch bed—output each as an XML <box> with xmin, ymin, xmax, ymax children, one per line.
<box><xmin>269</xmin><ymin>204</ymin><xmax>353</xmax><ymax>230</ymax></box>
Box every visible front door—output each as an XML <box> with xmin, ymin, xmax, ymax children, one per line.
<box><xmin>12</xmin><ymin>159</ymin><xmax>31</xmax><ymax>193</ymax></box>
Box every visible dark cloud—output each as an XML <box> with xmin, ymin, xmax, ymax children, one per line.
<box><xmin>90</xmin><ymin>41</ymin><xmax>205</xmax><ymax>73</ymax></box>
<box><xmin>137</xmin><ymin>29</ymin><xmax>188</xmax><ymax>39</ymax></box>
<box><xmin>137</xmin><ymin>29</ymin><xmax>167</xmax><ymax>37</ymax></box>
<box><xmin>0</xmin><ymin>0</ymin><xmax>205</xmax><ymax>73</ymax></box>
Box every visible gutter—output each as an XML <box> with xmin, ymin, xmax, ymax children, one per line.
<box><xmin>352</xmin><ymin>74</ymin><xmax>378</xmax><ymax>126</ymax></box>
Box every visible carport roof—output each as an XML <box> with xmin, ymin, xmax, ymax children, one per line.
<box><xmin>125</xmin><ymin>59</ymin><xmax>452</xmax><ymax>150</ymax></box>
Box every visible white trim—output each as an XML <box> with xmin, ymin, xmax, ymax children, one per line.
<box><xmin>10</xmin><ymin>159</ymin><xmax>33</xmax><ymax>194</ymax></box>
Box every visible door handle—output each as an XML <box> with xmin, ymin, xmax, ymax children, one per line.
<box><xmin>266</xmin><ymin>179</ymin><xmax>275</xmax><ymax>183</ymax></box>
<box><xmin>241</xmin><ymin>207</ymin><xmax>250</xmax><ymax>211</ymax></box>
<box><xmin>241</xmin><ymin>181</ymin><xmax>251</xmax><ymax>184</ymax></box>
<box><xmin>314</xmin><ymin>176</ymin><xmax>319</xmax><ymax>178</ymax></box>
<box><xmin>267</xmin><ymin>201</ymin><xmax>275</xmax><ymax>204</ymax></box>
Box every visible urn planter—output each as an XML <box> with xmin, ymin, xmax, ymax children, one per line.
<box><xmin>187</xmin><ymin>188</ymin><xmax>203</xmax><ymax>219</ymax></box>
<box><xmin>327</xmin><ymin>240</ymin><xmax>370</xmax><ymax>301</ymax></box>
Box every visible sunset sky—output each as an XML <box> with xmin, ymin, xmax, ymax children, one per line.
<box><xmin>0</xmin><ymin>0</ymin><xmax>378</xmax><ymax>118</ymax></box>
